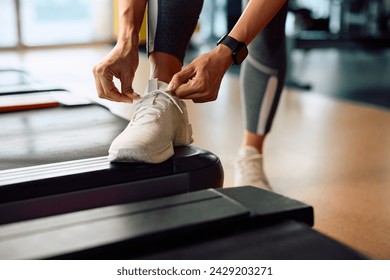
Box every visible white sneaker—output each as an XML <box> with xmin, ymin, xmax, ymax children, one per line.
<box><xmin>108</xmin><ymin>79</ymin><xmax>193</xmax><ymax>163</ymax></box>
<box><xmin>233</xmin><ymin>146</ymin><xmax>272</xmax><ymax>190</ymax></box>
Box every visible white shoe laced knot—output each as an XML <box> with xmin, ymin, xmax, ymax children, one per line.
<box><xmin>130</xmin><ymin>90</ymin><xmax>183</xmax><ymax>125</ymax></box>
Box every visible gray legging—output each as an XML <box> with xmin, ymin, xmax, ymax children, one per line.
<box><xmin>147</xmin><ymin>0</ymin><xmax>288</xmax><ymax>135</ymax></box>
<box><xmin>240</xmin><ymin>0</ymin><xmax>288</xmax><ymax>135</ymax></box>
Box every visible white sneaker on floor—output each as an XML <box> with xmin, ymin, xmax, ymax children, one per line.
<box><xmin>233</xmin><ymin>146</ymin><xmax>272</xmax><ymax>190</ymax></box>
<box><xmin>108</xmin><ymin>79</ymin><xmax>193</xmax><ymax>163</ymax></box>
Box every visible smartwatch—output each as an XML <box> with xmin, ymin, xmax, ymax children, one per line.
<box><xmin>217</xmin><ymin>34</ymin><xmax>248</xmax><ymax>65</ymax></box>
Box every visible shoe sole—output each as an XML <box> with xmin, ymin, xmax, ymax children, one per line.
<box><xmin>110</xmin><ymin>140</ymin><xmax>174</xmax><ymax>164</ymax></box>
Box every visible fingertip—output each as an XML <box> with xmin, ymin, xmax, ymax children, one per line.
<box><xmin>125</xmin><ymin>92</ymin><xmax>140</xmax><ymax>99</ymax></box>
<box><xmin>167</xmin><ymin>82</ymin><xmax>174</xmax><ymax>92</ymax></box>
<box><xmin>169</xmin><ymin>71</ymin><xmax>186</xmax><ymax>91</ymax></box>
<box><xmin>118</xmin><ymin>95</ymin><xmax>134</xmax><ymax>104</ymax></box>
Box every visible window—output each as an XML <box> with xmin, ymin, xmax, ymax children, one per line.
<box><xmin>0</xmin><ymin>0</ymin><xmax>18</xmax><ymax>47</ymax></box>
<box><xmin>0</xmin><ymin>0</ymin><xmax>113</xmax><ymax>48</ymax></box>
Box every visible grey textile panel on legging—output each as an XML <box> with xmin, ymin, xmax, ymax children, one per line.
<box><xmin>240</xmin><ymin>1</ymin><xmax>288</xmax><ymax>135</ymax></box>
<box><xmin>147</xmin><ymin>0</ymin><xmax>204</xmax><ymax>63</ymax></box>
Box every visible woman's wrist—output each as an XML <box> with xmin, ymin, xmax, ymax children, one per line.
<box><xmin>118</xmin><ymin>23</ymin><xmax>139</xmax><ymax>44</ymax></box>
<box><xmin>116</xmin><ymin>28</ymin><xmax>139</xmax><ymax>55</ymax></box>
<box><xmin>214</xmin><ymin>44</ymin><xmax>234</xmax><ymax>68</ymax></box>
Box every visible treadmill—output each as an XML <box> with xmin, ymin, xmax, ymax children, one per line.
<box><xmin>0</xmin><ymin>69</ymin><xmax>224</xmax><ymax>224</ymax></box>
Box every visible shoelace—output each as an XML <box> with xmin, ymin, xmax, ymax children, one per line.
<box><xmin>130</xmin><ymin>90</ymin><xmax>183</xmax><ymax>124</ymax></box>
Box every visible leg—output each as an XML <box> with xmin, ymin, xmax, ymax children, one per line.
<box><xmin>147</xmin><ymin>0</ymin><xmax>204</xmax><ymax>83</ymax></box>
<box><xmin>241</xmin><ymin>0</ymin><xmax>288</xmax><ymax>150</ymax></box>
<box><xmin>235</xmin><ymin>1</ymin><xmax>289</xmax><ymax>189</ymax></box>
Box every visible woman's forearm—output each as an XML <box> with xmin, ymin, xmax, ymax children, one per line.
<box><xmin>229</xmin><ymin>0</ymin><xmax>287</xmax><ymax>45</ymax></box>
<box><xmin>117</xmin><ymin>0</ymin><xmax>147</xmax><ymax>47</ymax></box>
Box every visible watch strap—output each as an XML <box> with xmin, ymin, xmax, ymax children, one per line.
<box><xmin>217</xmin><ymin>34</ymin><xmax>248</xmax><ymax>65</ymax></box>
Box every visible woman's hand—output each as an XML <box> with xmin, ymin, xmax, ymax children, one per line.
<box><xmin>168</xmin><ymin>45</ymin><xmax>233</xmax><ymax>103</ymax></box>
<box><xmin>93</xmin><ymin>42</ymin><xmax>140</xmax><ymax>103</ymax></box>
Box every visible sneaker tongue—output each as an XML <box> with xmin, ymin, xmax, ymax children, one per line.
<box><xmin>144</xmin><ymin>78</ymin><xmax>168</xmax><ymax>95</ymax></box>
<box><xmin>141</xmin><ymin>94</ymin><xmax>156</xmax><ymax>106</ymax></box>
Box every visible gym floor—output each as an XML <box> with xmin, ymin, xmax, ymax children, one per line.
<box><xmin>1</xmin><ymin>44</ymin><xmax>389</xmax><ymax>259</ymax></box>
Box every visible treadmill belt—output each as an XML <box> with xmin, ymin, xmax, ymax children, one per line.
<box><xmin>0</xmin><ymin>105</ymin><xmax>128</xmax><ymax>170</ymax></box>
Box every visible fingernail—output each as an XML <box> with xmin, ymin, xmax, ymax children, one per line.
<box><xmin>167</xmin><ymin>83</ymin><xmax>173</xmax><ymax>91</ymax></box>
<box><xmin>123</xmin><ymin>94</ymin><xmax>139</xmax><ymax>102</ymax></box>
<box><xmin>128</xmin><ymin>92</ymin><xmax>140</xmax><ymax>99</ymax></box>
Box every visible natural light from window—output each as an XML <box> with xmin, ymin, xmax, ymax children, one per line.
<box><xmin>0</xmin><ymin>0</ymin><xmax>113</xmax><ymax>48</ymax></box>
<box><xmin>0</xmin><ymin>0</ymin><xmax>18</xmax><ymax>47</ymax></box>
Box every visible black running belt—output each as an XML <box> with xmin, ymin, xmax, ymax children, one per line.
<box><xmin>0</xmin><ymin>105</ymin><xmax>128</xmax><ymax>170</ymax></box>
<box><xmin>0</xmin><ymin>145</ymin><xmax>224</xmax><ymax>224</ymax></box>
<box><xmin>0</xmin><ymin>186</ymin><xmax>314</xmax><ymax>260</ymax></box>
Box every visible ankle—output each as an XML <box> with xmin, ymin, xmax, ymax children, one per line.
<box><xmin>242</xmin><ymin>131</ymin><xmax>266</xmax><ymax>154</ymax></box>
<box><xmin>149</xmin><ymin>52</ymin><xmax>182</xmax><ymax>83</ymax></box>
